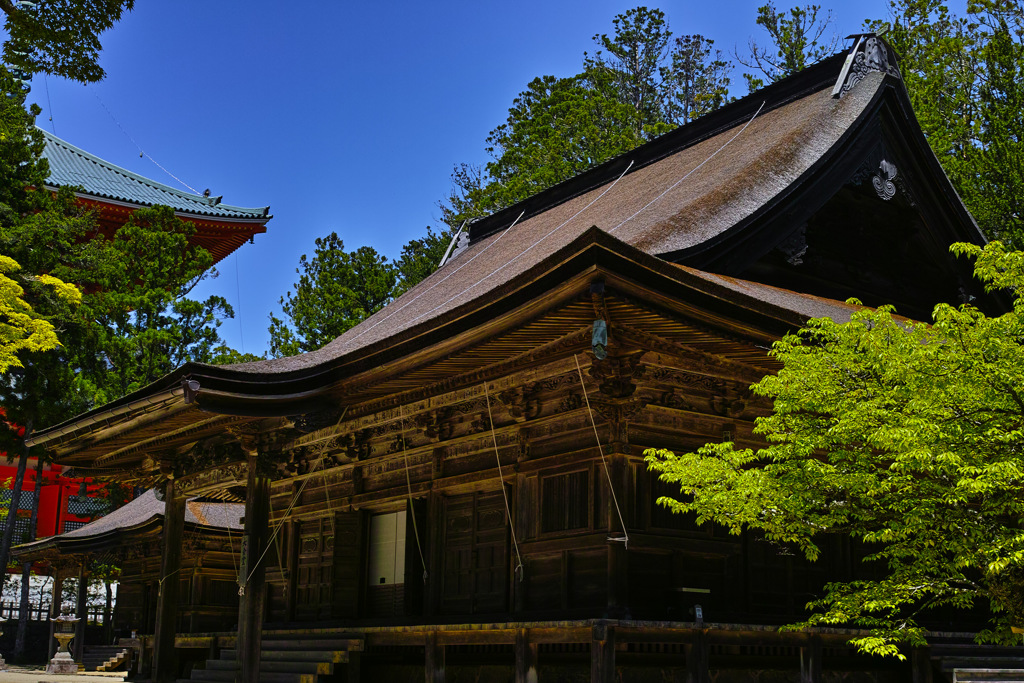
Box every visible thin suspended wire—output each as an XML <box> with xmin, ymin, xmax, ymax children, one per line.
<box><xmin>573</xmin><ymin>353</ymin><xmax>629</xmax><ymax>548</ymax></box>
<box><xmin>225</xmin><ymin>522</ymin><xmax>239</xmax><ymax>587</ymax></box>
<box><xmin>399</xmin><ymin>404</ymin><xmax>428</xmax><ymax>583</ymax></box>
<box><xmin>345</xmin><ymin>211</ymin><xmax>526</xmax><ymax>347</ymax></box>
<box><xmin>399</xmin><ymin>159</ymin><xmax>636</xmax><ymax>333</ymax></box>
<box><xmin>609</xmin><ymin>102</ymin><xmax>765</xmax><ymax>234</ymax></box>
<box><xmin>239</xmin><ymin>407</ymin><xmax>348</xmax><ymax>594</ymax></box>
<box><xmin>43</xmin><ymin>74</ymin><xmax>55</xmax><ymax>133</ymax></box>
<box><xmin>483</xmin><ymin>382</ymin><xmax>524</xmax><ymax>581</ymax></box>
<box><xmin>90</xmin><ymin>89</ymin><xmax>201</xmax><ymax>195</ymax></box>
<box><xmin>320</xmin><ymin>441</ymin><xmax>336</xmax><ymax>540</ymax></box>
<box><xmin>234</xmin><ymin>252</ymin><xmax>245</xmax><ymax>353</ymax></box>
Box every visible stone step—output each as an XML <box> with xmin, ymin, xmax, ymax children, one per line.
<box><xmin>220</xmin><ymin>648</ymin><xmax>349</xmax><ymax>664</ymax></box>
<box><xmin>187</xmin><ymin>672</ymin><xmax>315</xmax><ymax>683</ymax></box>
<box><xmin>258</xmin><ymin>636</ymin><xmax>364</xmax><ymax>651</ymax></box>
<box><xmin>204</xmin><ymin>658</ymin><xmax>332</xmax><ymax>675</ymax></box>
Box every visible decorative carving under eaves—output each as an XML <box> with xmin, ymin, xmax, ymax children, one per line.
<box><xmin>470</xmin><ymin>412</ymin><xmax>492</xmax><ymax>435</ymax></box>
<box><xmin>872</xmin><ymin>159</ymin><xmax>897</xmax><ymax>200</ymax></box>
<box><xmin>851</xmin><ymin>155</ymin><xmax>914</xmax><ymax>206</ymax></box>
<box><xmin>836</xmin><ymin>35</ymin><xmax>901</xmax><ymax>99</ymax></box>
<box><xmin>559</xmin><ymin>392</ymin><xmax>584</xmax><ymax>413</ymax></box>
<box><xmin>224</xmin><ymin>421</ymin><xmax>264</xmax><ymax>452</ymax></box>
<box><xmin>588</xmin><ymin>352</ymin><xmax>646</xmax><ymax>398</ymax></box>
<box><xmin>176</xmin><ymin>439</ymin><xmax>246</xmax><ymax>479</ymax></box>
<box><xmin>656</xmin><ymin>388</ymin><xmax>694</xmax><ymax>412</ymax></box>
<box><xmin>415</xmin><ymin>408</ymin><xmax>454</xmax><ymax>441</ymax></box>
<box><xmin>290</xmin><ymin>406</ymin><xmax>346</xmax><ymax>434</ymax></box>
<box><xmin>339</xmin><ymin>429</ymin><xmax>373</xmax><ymax>461</ymax></box>
<box><xmin>776</xmin><ymin>225</ymin><xmax>808</xmax><ymax>266</ymax></box>
<box><xmin>517</xmin><ymin>431</ymin><xmax>530</xmax><ymax>461</ymax></box>
<box><xmin>711</xmin><ymin>395</ymin><xmax>748</xmax><ymax>419</ymax></box>
<box><xmin>648</xmin><ymin>366</ymin><xmax>727</xmax><ymax>393</ymax></box>
<box><xmin>176</xmin><ymin>461</ymin><xmax>248</xmax><ymax>497</ymax></box>
<box><xmin>496</xmin><ymin>383</ymin><xmax>542</xmax><ymax>422</ymax></box>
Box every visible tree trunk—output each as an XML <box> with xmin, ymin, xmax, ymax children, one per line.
<box><xmin>0</xmin><ymin>419</ymin><xmax>33</xmax><ymax>586</ymax></box>
<box><xmin>13</xmin><ymin>456</ymin><xmax>43</xmax><ymax>662</ymax></box>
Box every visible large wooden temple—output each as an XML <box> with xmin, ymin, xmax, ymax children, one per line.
<box><xmin>21</xmin><ymin>37</ymin><xmax>1015</xmax><ymax>682</ymax></box>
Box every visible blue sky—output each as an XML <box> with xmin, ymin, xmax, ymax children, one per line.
<box><xmin>18</xmin><ymin>1</ymin><xmax>912</xmax><ymax>356</ymax></box>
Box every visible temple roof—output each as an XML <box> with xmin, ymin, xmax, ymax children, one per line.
<box><xmin>12</xmin><ymin>488</ymin><xmax>242</xmax><ymax>557</ymax></box>
<box><xmin>26</xmin><ymin>38</ymin><xmax>992</xmax><ymax>461</ymax></box>
<box><xmin>40</xmin><ymin>128</ymin><xmax>270</xmax><ymax>221</ymax></box>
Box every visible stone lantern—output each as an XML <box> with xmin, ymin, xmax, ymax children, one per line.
<box><xmin>47</xmin><ymin>609</ymin><xmax>80</xmax><ymax>674</ymax></box>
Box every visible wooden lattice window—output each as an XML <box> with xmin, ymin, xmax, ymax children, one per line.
<box><xmin>541</xmin><ymin>471</ymin><xmax>589</xmax><ymax>533</ymax></box>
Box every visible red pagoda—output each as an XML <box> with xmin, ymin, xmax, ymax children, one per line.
<box><xmin>0</xmin><ymin>130</ymin><xmax>270</xmax><ymax>545</ymax></box>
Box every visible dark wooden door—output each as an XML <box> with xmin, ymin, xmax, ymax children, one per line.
<box><xmin>294</xmin><ymin>517</ymin><xmax>336</xmax><ymax>620</ymax></box>
<box><xmin>441</xmin><ymin>491</ymin><xmax>509</xmax><ymax>615</ymax></box>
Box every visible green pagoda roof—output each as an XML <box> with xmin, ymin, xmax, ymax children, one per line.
<box><xmin>38</xmin><ymin>128</ymin><xmax>270</xmax><ymax>221</ymax></box>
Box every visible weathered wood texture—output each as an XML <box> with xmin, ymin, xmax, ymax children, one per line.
<box><xmin>152</xmin><ymin>486</ymin><xmax>185</xmax><ymax>683</ymax></box>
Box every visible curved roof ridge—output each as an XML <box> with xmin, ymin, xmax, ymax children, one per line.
<box><xmin>39</xmin><ymin>127</ymin><xmax>271</xmax><ymax>220</ymax></box>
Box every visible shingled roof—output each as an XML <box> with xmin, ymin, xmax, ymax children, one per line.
<box><xmin>40</xmin><ymin>128</ymin><xmax>270</xmax><ymax>221</ymax></box>
<box><xmin>12</xmin><ymin>488</ymin><xmax>242</xmax><ymax>556</ymax></box>
<box><xmin>27</xmin><ymin>38</ymin><xmax>989</xmax><ymax>453</ymax></box>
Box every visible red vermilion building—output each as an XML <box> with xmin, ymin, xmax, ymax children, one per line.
<box><xmin>0</xmin><ymin>130</ymin><xmax>271</xmax><ymax>545</ymax></box>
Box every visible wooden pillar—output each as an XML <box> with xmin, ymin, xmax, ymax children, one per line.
<box><xmin>346</xmin><ymin>650</ymin><xmax>362</xmax><ymax>683</ymax></box>
<box><xmin>800</xmin><ymin>637</ymin><xmax>822</xmax><ymax>683</ymax></box>
<box><xmin>236</xmin><ymin>454</ymin><xmax>270</xmax><ymax>683</ymax></box>
<box><xmin>515</xmin><ymin>628</ymin><xmax>538</xmax><ymax>683</ymax></box>
<box><xmin>152</xmin><ymin>481</ymin><xmax>186</xmax><ymax>683</ymax></box>
<box><xmin>911</xmin><ymin>647</ymin><xmax>933</xmax><ymax>683</ymax></box>
<box><xmin>46</xmin><ymin>569</ymin><xmax>64</xmax><ymax>661</ymax></box>
<box><xmin>607</xmin><ymin>452</ymin><xmax>629</xmax><ymax>618</ymax></box>
<box><xmin>73</xmin><ymin>564</ymin><xmax>88</xmax><ymax>661</ymax></box>
<box><xmin>591</xmin><ymin>622</ymin><xmax>615</xmax><ymax>683</ymax></box>
<box><xmin>425</xmin><ymin>630</ymin><xmax>445</xmax><ymax>683</ymax></box>
<box><xmin>284</xmin><ymin>519</ymin><xmax>299</xmax><ymax>622</ymax></box>
<box><xmin>685</xmin><ymin>629</ymin><xmax>709</xmax><ymax>683</ymax></box>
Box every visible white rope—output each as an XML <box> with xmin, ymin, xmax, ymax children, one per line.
<box><xmin>90</xmin><ymin>89</ymin><xmax>202</xmax><ymax>195</ymax></box>
<box><xmin>399</xmin><ymin>404</ymin><xmax>428</xmax><ymax>583</ymax></box>
<box><xmin>483</xmin><ymin>383</ymin><xmax>524</xmax><ymax>581</ymax></box>
<box><xmin>398</xmin><ymin>160</ymin><xmax>636</xmax><ymax>332</ymax></box>
<box><xmin>573</xmin><ymin>353</ymin><xmax>630</xmax><ymax>548</ymax></box>
<box><xmin>345</xmin><ymin>211</ymin><xmax>525</xmax><ymax>347</ymax></box>
<box><xmin>609</xmin><ymin>102</ymin><xmax>765</xmax><ymax>234</ymax></box>
<box><xmin>238</xmin><ymin>406</ymin><xmax>348</xmax><ymax>595</ymax></box>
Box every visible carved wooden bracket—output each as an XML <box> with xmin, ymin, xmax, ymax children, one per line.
<box><xmin>588</xmin><ymin>351</ymin><xmax>646</xmax><ymax>398</ymax></box>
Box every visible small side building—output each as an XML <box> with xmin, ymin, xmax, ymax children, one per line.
<box><xmin>12</xmin><ymin>489</ymin><xmax>242</xmax><ymax>673</ymax></box>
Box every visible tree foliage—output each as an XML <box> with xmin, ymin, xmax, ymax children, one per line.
<box><xmin>872</xmin><ymin>0</ymin><xmax>1024</xmax><ymax>246</ymax></box>
<box><xmin>739</xmin><ymin>3</ymin><xmax>837</xmax><ymax>91</ymax></box>
<box><xmin>646</xmin><ymin>241</ymin><xmax>1024</xmax><ymax>656</ymax></box>
<box><xmin>1</xmin><ymin>0</ymin><xmax>135</xmax><ymax>83</ymax></box>
<box><xmin>440</xmin><ymin>6</ymin><xmax>732</xmax><ymax>226</ymax></box>
<box><xmin>0</xmin><ymin>254</ymin><xmax>79</xmax><ymax>374</ymax></box>
<box><xmin>72</xmin><ymin>205</ymin><xmax>235</xmax><ymax>400</ymax></box>
<box><xmin>268</xmin><ymin>226</ymin><xmax>453</xmax><ymax>358</ymax></box>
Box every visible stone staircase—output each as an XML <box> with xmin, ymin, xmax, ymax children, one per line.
<box><xmin>179</xmin><ymin>632</ymin><xmax>363</xmax><ymax>683</ymax></box>
<box><xmin>82</xmin><ymin>644</ymin><xmax>130</xmax><ymax>672</ymax></box>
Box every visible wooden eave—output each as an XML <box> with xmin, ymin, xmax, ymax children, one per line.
<box><xmin>11</xmin><ymin>516</ymin><xmax>164</xmax><ymax>561</ymax></box>
<box><xmin>31</xmin><ymin>228</ymin><xmax>850</xmax><ymax>472</ymax></box>
<box><xmin>672</xmin><ymin>75</ymin><xmax>985</xmax><ymax>300</ymax></box>
<box><xmin>72</xmin><ymin>194</ymin><xmax>269</xmax><ymax>266</ymax></box>
<box><xmin>464</xmin><ymin>52</ymin><xmax>853</xmax><ymax>245</ymax></box>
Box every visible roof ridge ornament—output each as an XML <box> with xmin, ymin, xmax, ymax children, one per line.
<box><xmin>832</xmin><ymin>33</ymin><xmax>901</xmax><ymax>99</ymax></box>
